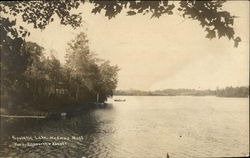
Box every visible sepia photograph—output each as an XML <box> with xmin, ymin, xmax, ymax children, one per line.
<box><xmin>0</xmin><ymin>1</ymin><xmax>249</xmax><ymax>158</ymax></box>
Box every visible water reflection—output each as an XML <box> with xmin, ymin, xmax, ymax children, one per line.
<box><xmin>1</xmin><ymin>104</ymin><xmax>115</xmax><ymax>158</ymax></box>
<box><xmin>0</xmin><ymin>96</ymin><xmax>249</xmax><ymax>158</ymax></box>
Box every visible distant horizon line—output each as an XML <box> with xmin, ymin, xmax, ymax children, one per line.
<box><xmin>116</xmin><ymin>85</ymin><xmax>249</xmax><ymax>92</ymax></box>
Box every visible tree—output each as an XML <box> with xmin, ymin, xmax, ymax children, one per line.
<box><xmin>0</xmin><ymin>1</ymin><xmax>84</xmax><ymax>96</ymax></box>
<box><xmin>98</xmin><ymin>61</ymin><xmax>119</xmax><ymax>102</ymax></box>
<box><xmin>0</xmin><ymin>0</ymin><xmax>242</xmax><ymax>47</ymax></box>
<box><xmin>65</xmin><ymin>32</ymin><xmax>119</xmax><ymax>102</ymax></box>
<box><xmin>1</xmin><ymin>41</ymin><xmax>46</xmax><ymax>110</ymax></box>
<box><xmin>65</xmin><ymin>32</ymin><xmax>95</xmax><ymax>100</ymax></box>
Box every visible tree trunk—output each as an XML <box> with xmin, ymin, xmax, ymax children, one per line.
<box><xmin>76</xmin><ymin>86</ymin><xmax>79</xmax><ymax>101</ymax></box>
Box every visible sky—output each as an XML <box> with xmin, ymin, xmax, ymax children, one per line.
<box><xmin>24</xmin><ymin>1</ymin><xmax>249</xmax><ymax>91</ymax></box>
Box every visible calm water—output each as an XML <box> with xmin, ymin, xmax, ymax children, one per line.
<box><xmin>1</xmin><ymin>96</ymin><xmax>249</xmax><ymax>158</ymax></box>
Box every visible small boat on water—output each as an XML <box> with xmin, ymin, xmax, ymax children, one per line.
<box><xmin>60</xmin><ymin>112</ymin><xmax>67</xmax><ymax>117</ymax></box>
<box><xmin>114</xmin><ymin>99</ymin><xmax>126</xmax><ymax>102</ymax></box>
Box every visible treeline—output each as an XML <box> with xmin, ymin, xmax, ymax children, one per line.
<box><xmin>216</xmin><ymin>86</ymin><xmax>249</xmax><ymax>98</ymax></box>
<box><xmin>115</xmin><ymin>89</ymin><xmax>214</xmax><ymax>96</ymax></box>
<box><xmin>154</xmin><ymin>89</ymin><xmax>214</xmax><ymax>96</ymax></box>
<box><xmin>115</xmin><ymin>86</ymin><xmax>249</xmax><ymax>98</ymax></box>
<box><xmin>1</xmin><ymin>32</ymin><xmax>119</xmax><ymax>113</ymax></box>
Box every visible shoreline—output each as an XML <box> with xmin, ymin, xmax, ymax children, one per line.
<box><xmin>114</xmin><ymin>94</ymin><xmax>249</xmax><ymax>98</ymax></box>
<box><xmin>0</xmin><ymin>102</ymin><xmax>109</xmax><ymax>120</ymax></box>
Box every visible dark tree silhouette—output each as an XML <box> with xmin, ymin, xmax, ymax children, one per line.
<box><xmin>0</xmin><ymin>0</ymin><xmax>242</xmax><ymax>47</ymax></box>
<box><xmin>1</xmin><ymin>36</ymin><xmax>119</xmax><ymax>113</ymax></box>
<box><xmin>89</xmin><ymin>0</ymin><xmax>241</xmax><ymax>47</ymax></box>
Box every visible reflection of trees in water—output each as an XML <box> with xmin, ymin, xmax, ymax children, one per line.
<box><xmin>0</xmin><ymin>105</ymin><xmax>114</xmax><ymax>157</ymax></box>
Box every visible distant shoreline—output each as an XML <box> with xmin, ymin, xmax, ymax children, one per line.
<box><xmin>113</xmin><ymin>95</ymin><xmax>249</xmax><ymax>98</ymax></box>
<box><xmin>114</xmin><ymin>86</ymin><xmax>249</xmax><ymax>98</ymax></box>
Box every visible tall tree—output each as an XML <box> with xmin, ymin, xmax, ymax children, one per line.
<box><xmin>65</xmin><ymin>32</ymin><xmax>119</xmax><ymax>102</ymax></box>
<box><xmin>98</xmin><ymin>61</ymin><xmax>119</xmax><ymax>102</ymax></box>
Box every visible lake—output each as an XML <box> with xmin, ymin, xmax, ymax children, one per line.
<box><xmin>0</xmin><ymin>96</ymin><xmax>249</xmax><ymax>158</ymax></box>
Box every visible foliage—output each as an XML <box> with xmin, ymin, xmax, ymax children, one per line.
<box><xmin>1</xmin><ymin>32</ymin><xmax>119</xmax><ymax>112</ymax></box>
<box><xmin>89</xmin><ymin>0</ymin><xmax>241</xmax><ymax>47</ymax></box>
<box><xmin>0</xmin><ymin>1</ymin><xmax>83</xmax><ymax>30</ymax></box>
<box><xmin>65</xmin><ymin>32</ymin><xmax>119</xmax><ymax>102</ymax></box>
<box><xmin>0</xmin><ymin>0</ymin><xmax>242</xmax><ymax>47</ymax></box>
